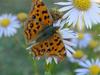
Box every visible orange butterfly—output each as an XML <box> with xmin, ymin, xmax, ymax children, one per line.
<box><xmin>24</xmin><ymin>0</ymin><xmax>66</xmax><ymax>61</ymax></box>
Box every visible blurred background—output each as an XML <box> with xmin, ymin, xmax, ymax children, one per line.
<box><xmin>0</xmin><ymin>0</ymin><xmax>100</xmax><ymax>75</ymax></box>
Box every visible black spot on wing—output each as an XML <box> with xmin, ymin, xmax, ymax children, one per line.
<box><xmin>37</xmin><ymin>10</ymin><xmax>39</xmax><ymax>12</ymax></box>
<box><xmin>52</xmin><ymin>47</ymin><xmax>54</xmax><ymax>49</ymax></box>
<box><xmin>42</xmin><ymin>11</ymin><xmax>48</xmax><ymax>14</ymax></box>
<box><xmin>41</xmin><ymin>2</ymin><xmax>45</xmax><ymax>6</ymax></box>
<box><xmin>30</xmin><ymin>23</ymin><xmax>34</xmax><ymax>28</ymax></box>
<box><xmin>50</xmin><ymin>43</ymin><xmax>53</xmax><ymax>46</ymax></box>
<box><xmin>36</xmin><ymin>13</ymin><xmax>39</xmax><ymax>16</ymax></box>
<box><xmin>44</xmin><ymin>15</ymin><xmax>50</xmax><ymax>20</ymax></box>
<box><xmin>47</xmin><ymin>48</ymin><xmax>51</xmax><ymax>52</ymax></box>
<box><xmin>54</xmin><ymin>39</ymin><xmax>58</xmax><ymax>42</ymax></box>
<box><xmin>58</xmin><ymin>47</ymin><xmax>65</xmax><ymax>53</ymax></box>
<box><xmin>36</xmin><ymin>22</ymin><xmax>39</xmax><ymax>25</ymax></box>
<box><xmin>33</xmin><ymin>29</ymin><xmax>37</xmax><ymax>34</ymax></box>
<box><xmin>37</xmin><ymin>4</ymin><xmax>41</xmax><ymax>8</ymax></box>
<box><xmin>37</xmin><ymin>26</ymin><xmax>40</xmax><ymax>29</ymax></box>
<box><xmin>32</xmin><ymin>15</ymin><xmax>36</xmax><ymax>19</ymax></box>
<box><xmin>39</xmin><ymin>18</ymin><xmax>42</xmax><ymax>21</ymax></box>
<box><xmin>57</xmin><ymin>40</ymin><xmax>62</xmax><ymax>46</ymax></box>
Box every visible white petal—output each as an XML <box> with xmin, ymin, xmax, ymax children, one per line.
<box><xmin>76</xmin><ymin>72</ymin><xmax>87</xmax><ymax>75</ymax></box>
<box><xmin>79</xmin><ymin>61</ymin><xmax>89</xmax><ymax>68</ymax></box>
<box><xmin>53</xmin><ymin>19</ymin><xmax>61</xmax><ymax>27</ymax></box>
<box><xmin>53</xmin><ymin>57</ymin><xmax>58</xmax><ymax>64</ymax></box>
<box><xmin>59</xmin><ymin>19</ymin><xmax>67</xmax><ymax>29</ymax></box>
<box><xmin>63</xmin><ymin>40</ymin><xmax>76</xmax><ymax>47</ymax></box>
<box><xmin>65</xmin><ymin>45</ymin><xmax>75</xmax><ymax>53</ymax></box>
<box><xmin>95</xmin><ymin>58</ymin><xmax>100</xmax><ymax>65</ymax></box>
<box><xmin>67</xmin><ymin>50</ymin><xmax>73</xmax><ymax>57</ymax></box>
<box><xmin>46</xmin><ymin>57</ymin><xmax>52</xmax><ymax>64</ymax></box>
<box><xmin>0</xmin><ymin>27</ymin><xmax>3</xmax><ymax>37</ymax></box>
<box><xmin>75</xmin><ymin>68</ymin><xmax>89</xmax><ymax>73</ymax></box>
<box><xmin>77</xmin><ymin>13</ymin><xmax>84</xmax><ymax>30</ymax></box>
<box><xmin>59</xmin><ymin>28</ymin><xmax>76</xmax><ymax>39</ymax></box>
<box><xmin>84</xmin><ymin>12</ymin><xmax>92</xmax><ymax>29</ymax></box>
<box><xmin>59</xmin><ymin>6</ymin><xmax>73</xmax><ymax>12</ymax></box>
<box><xmin>62</xmin><ymin>8</ymin><xmax>74</xmax><ymax>19</ymax></box>
<box><xmin>85</xmin><ymin>60</ymin><xmax>92</xmax><ymax>66</ymax></box>
<box><xmin>54</xmin><ymin>2</ymin><xmax>72</xmax><ymax>5</ymax></box>
<box><xmin>67</xmin><ymin>8</ymin><xmax>80</xmax><ymax>27</ymax></box>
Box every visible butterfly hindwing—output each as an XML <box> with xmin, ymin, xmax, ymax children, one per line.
<box><xmin>31</xmin><ymin>33</ymin><xmax>66</xmax><ymax>60</ymax></box>
<box><xmin>31</xmin><ymin>40</ymin><xmax>49</xmax><ymax>57</ymax></box>
<box><xmin>47</xmin><ymin>33</ymin><xmax>66</xmax><ymax>60</ymax></box>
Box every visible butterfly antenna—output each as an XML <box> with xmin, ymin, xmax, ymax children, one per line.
<box><xmin>26</xmin><ymin>41</ymin><xmax>36</xmax><ymax>49</ymax></box>
<box><xmin>29</xmin><ymin>40</ymin><xmax>36</xmax><ymax>45</ymax></box>
<box><xmin>26</xmin><ymin>45</ymin><xmax>33</xmax><ymax>50</ymax></box>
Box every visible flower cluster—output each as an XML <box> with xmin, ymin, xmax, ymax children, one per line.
<box><xmin>54</xmin><ymin>0</ymin><xmax>100</xmax><ymax>75</ymax></box>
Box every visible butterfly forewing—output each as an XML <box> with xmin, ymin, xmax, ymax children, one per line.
<box><xmin>24</xmin><ymin>0</ymin><xmax>53</xmax><ymax>43</ymax></box>
<box><xmin>29</xmin><ymin>0</ymin><xmax>53</xmax><ymax>25</ymax></box>
<box><xmin>24</xmin><ymin>19</ymin><xmax>43</xmax><ymax>42</ymax></box>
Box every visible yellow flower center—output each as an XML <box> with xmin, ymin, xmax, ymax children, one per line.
<box><xmin>73</xmin><ymin>0</ymin><xmax>91</xmax><ymax>11</ymax></box>
<box><xmin>73</xmin><ymin>50</ymin><xmax>84</xmax><ymax>59</ymax></box>
<box><xmin>89</xmin><ymin>65</ymin><xmax>100</xmax><ymax>75</ymax></box>
<box><xmin>0</xmin><ymin>18</ymin><xmax>10</xmax><ymax>27</ymax></box>
<box><xmin>89</xmin><ymin>40</ymin><xmax>98</xmax><ymax>48</ymax></box>
<box><xmin>78</xmin><ymin>33</ymin><xmax>84</xmax><ymax>40</ymax></box>
<box><xmin>17</xmin><ymin>12</ymin><xmax>27</xmax><ymax>22</ymax></box>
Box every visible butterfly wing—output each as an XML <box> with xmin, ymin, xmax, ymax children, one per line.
<box><xmin>29</xmin><ymin>0</ymin><xmax>53</xmax><ymax>25</ymax></box>
<box><xmin>24</xmin><ymin>0</ymin><xmax>53</xmax><ymax>43</ymax></box>
<box><xmin>31</xmin><ymin>33</ymin><xmax>66</xmax><ymax>60</ymax></box>
<box><xmin>47</xmin><ymin>33</ymin><xmax>66</xmax><ymax>60</ymax></box>
<box><xmin>24</xmin><ymin>19</ymin><xmax>43</xmax><ymax>43</ymax></box>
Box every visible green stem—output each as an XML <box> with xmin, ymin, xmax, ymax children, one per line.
<box><xmin>45</xmin><ymin>63</ymin><xmax>52</xmax><ymax>75</ymax></box>
<box><xmin>32</xmin><ymin>59</ymin><xmax>39</xmax><ymax>75</ymax></box>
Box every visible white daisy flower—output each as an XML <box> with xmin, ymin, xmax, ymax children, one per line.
<box><xmin>75</xmin><ymin>59</ymin><xmax>100</xmax><ymax>75</ymax></box>
<box><xmin>54</xmin><ymin>0</ymin><xmax>100</xmax><ymax>30</ymax></box>
<box><xmin>68</xmin><ymin>50</ymin><xmax>87</xmax><ymax>63</ymax></box>
<box><xmin>0</xmin><ymin>14</ymin><xmax>20</xmax><ymax>37</ymax></box>
<box><xmin>71</xmin><ymin>33</ymin><xmax>92</xmax><ymax>48</ymax></box>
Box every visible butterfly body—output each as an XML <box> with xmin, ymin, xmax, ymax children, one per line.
<box><xmin>35</xmin><ymin>25</ymin><xmax>59</xmax><ymax>42</ymax></box>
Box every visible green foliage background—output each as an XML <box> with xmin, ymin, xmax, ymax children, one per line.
<box><xmin>0</xmin><ymin>0</ymin><xmax>100</xmax><ymax>75</ymax></box>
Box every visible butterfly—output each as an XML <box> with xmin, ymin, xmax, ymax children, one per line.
<box><xmin>24</xmin><ymin>0</ymin><xmax>66</xmax><ymax>61</ymax></box>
